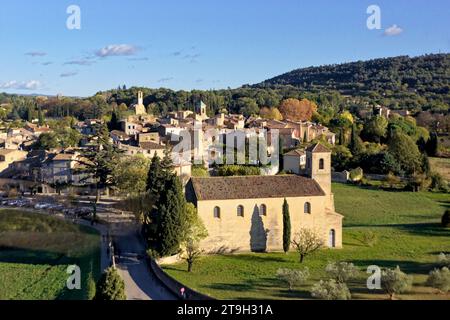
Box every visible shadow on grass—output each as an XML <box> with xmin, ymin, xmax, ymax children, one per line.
<box><xmin>345</xmin><ymin>223</ymin><xmax>450</xmax><ymax>237</ymax></box>
<box><xmin>350</xmin><ymin>259</ymin><xmax>433</xmax><ymax>275</ymax></box>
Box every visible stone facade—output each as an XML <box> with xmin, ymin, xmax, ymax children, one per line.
<box><xmin>186</xmin><ymin>143</ymin><xmax>343</xmax><ymax>253</ymax></box>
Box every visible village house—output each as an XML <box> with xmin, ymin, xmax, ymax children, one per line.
<box><xmin>283</xmin><ymin>149</ymin><xmax>306</xmax><ymax>174</ymax></box>
<box><xmin>186</xmin><ymin>143</ymin><xmax>343</xmax><ymax>253</ymax></box>
<box><xmin>0</xmin><ymin>149</ymin><xmax>28</xmax><ymax>173</ymax></box>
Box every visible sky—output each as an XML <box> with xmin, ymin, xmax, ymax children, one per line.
<box><xmin>0</xmin><ymin>0</ymin><xmax>449</xmax><ymax>97</ymax></box>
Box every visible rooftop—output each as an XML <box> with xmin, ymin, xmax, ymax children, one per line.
<box><xmin>189</xmin><ymin>175</ymin><xmax>325</xmax><ymax>201</ymax></box>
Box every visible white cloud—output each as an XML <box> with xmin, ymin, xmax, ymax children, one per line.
<box><xmin>0</xmin><ymin>80</ymin><xmax>42</xmax><ymax>90</ymax></box>
<box><xmin>95</xmin><ymin>44</ymin><xmax>139</xmax><ymax>57</ymax></box>
<box><xmin>60</xmin><ymin>72</ymin><xmax>78</xmax><ymax>78</ymax></box>
<box><xmin>25</xmin><ymin>51</ymin><xmax>47</xmax><ymax>57</ymax></box>
<box><xmin>384</xmin><ymin>24</ymin><xmax>403</xmax><ymax>36</ymax></box>
<box><xmin>64</xmin><ymin>59</ymin><xmax>94</xmax><ymax>66</ymax></box>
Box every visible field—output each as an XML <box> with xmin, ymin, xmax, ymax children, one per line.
<box><xmin>430</xmin><ymin>157</ymin><xmax>450</xmax><ymax>181</ymax></box>
<box><xmin>163</xmin><ymin>184</ymin><xmax>450</xmax><ymax>300</ymax></box>
<box><xmin>0</xmin><ymin>209</ymin><xmax>100</xmax><ymax>300</ymax></box>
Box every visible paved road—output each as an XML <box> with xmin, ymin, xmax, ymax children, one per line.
<box><xmin>113</xmin><ymin>223</ymin><xmax>177</xmax><ymax>300</ymax></box>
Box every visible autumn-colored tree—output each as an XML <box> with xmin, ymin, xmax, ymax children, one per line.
<box><xmin>279</xmin><ymin>98</ymin><xmax>317</xmax><ymax>122</ymax></box>
<box><xmin>260</xmin><ymin>107</ymin><xmax>283</xmax><ymax>120</ymax></box>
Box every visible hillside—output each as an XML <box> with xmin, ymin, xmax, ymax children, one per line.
<box><xmin>255</xmin><ymin>54</ymin><xmax>450</xmax><ymax>110</ymax></box>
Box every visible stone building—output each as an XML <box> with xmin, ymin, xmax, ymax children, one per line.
<box><xmin>186</xmin><ymin>143</ymin><xmax>343</xmax><ymax>253</ymax></box>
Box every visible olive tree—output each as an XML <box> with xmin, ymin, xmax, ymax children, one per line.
<box><xmin>311</xmin><ymin>279</ymin><xmax>351</xmax><ymax>300</ymax></box>
<box><xmin>426</xmin><ymin>267</ymin><xmax>450</xmax><ymax>293</ymax></box>
<box><xmin>381</xmin><ymin>266</ymin><xmax>413</xmax><ymax>299</ymax></box>
<box><xmin>325</xmin><ymin>261</ymin><xmax>359</xmax><ymax>284</ymax></box>
<box><xmin>276</xmin><ymin>267</ymin><xmax>309</xmax><ymax>291</ymax></box>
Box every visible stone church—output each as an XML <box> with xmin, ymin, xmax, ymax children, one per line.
<box><xmin>185</xmin><ymin>143</ymin><xmax>343</xmax><ymax>253</ymax></box>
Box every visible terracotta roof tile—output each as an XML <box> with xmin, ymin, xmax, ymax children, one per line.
<box><xmin>190</xmin><ymin>175</ymin><xmax>325</xmax><ymax>201</ymax></box>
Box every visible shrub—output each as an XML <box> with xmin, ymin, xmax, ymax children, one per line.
<box><xmin>325</xmin><ymin>262</ymin><xmax>359</xmax><ymax>283</ymax></box>
<box><xmin>146</xmin><ymin>248</ymin><xmax>160</xmax><ymax>259</ymax></box>
<box><xmin>381</xmin><ymin>266</ymin><xmax>413</xmax><ymax>299</ymax></box>
<box><xmin>426</xmin><ymin>267</ymin><xmax>450</xmax><ymax>293</ymax></box>
<box><xmin>429</xmin><ymin>172</ymin><xmax>449</xmax><ymax>192</ymax></box>
<box><xmin>349</xmin><ymin>167</ymin><xmax>363</xmax><ymax>182</ymax></box>
<box><xmin>94</xmin><ymin>267</ymin><xmax>126</xmax><ymax>300</ymax></box>
<box><xmin>276</xmin><ymin>268</ymin><xmax>309</xmax><ymax>291</ymax></box>
<box><xmin>437</xmin><ymin>253</ymin><xmax>450</xmax><ymax>268</ymax></box>
<box><xmin>86</xmin><ymin>273</ymin><xmax>96</xmax><ymax>300</ymax></box>
<box><xmin>442</xmin><ymin>210</ymin><xmax>450</xmax><ymax>228</ymax></box>
<box><xmin>359</xmin><ymin>231</ymin><xmax>378</xmax><ymax>247</ymax></box>
<box><xmin>311</xmin><ymin>279</ymin><xmax>351</xmax><ymax>300</ymax></box>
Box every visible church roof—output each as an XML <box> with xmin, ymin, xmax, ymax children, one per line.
<box><xmin>305</xmin><ymin>143</ymin><xmax>330</xmax><ymax>153</ymax></box>
<box><xmin>189</xmin><ymin>175</ymin><xmax>325</xmax><ymax>201</ymax></box>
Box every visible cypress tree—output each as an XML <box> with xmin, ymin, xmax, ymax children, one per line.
<box><xmin>38</xmin><ymin>105</ymin><xmax>44</xmax><ymax>126</ymax></box>
<box><xmin>155</xmin><ymin>174</ymin><xmax>187</xmax><ymax>256</ymax></box>
<box><xmin>349</xmin><ymin>124</ymin><xmax>363</xmax><ymax>155</ymax></box>
<box><xmin>426</xmin><ymin>132</ymin><xmax>439</xmax><ymax>157</ymax></box>
<box><xmin>282</xmin><ymin>198</ymin><xmax>291</xmax><ymax>253</ymax></box>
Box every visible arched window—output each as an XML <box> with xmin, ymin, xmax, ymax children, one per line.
<box><xmin>237</xmin><ymin>205</ymin><xmax>244</xmax><ymax>217</ymax></box>
<box><xmin>260</xmin><ymin>204</ymin><xmax>267</xmax><ymax>216</ymax></box>
<box><xmin>304</xmin><ymin>202</ymin><xmax>311</xmax><ymax>214</ymax></box>
<box><xmin>319</xmin><ymin>158</ymin><xmax>325</xmax><ymax>170</ymax></box>
<box><xmin>213</xmin><ymin>206</ymin><xmax>221</xmax><ymax>219</ymax></box>
<box><xmin>329</xmin><ymin>229</ymin><xmax>336</xmax><ymax>248</ymax></box>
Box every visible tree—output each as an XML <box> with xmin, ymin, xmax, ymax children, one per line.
<box><xmin>426</xmin><ymin>132</ymin><xmax>439</xmax><ymax>156</ymax></box>
<box><xmin>388</xmin><ymin>130</ymin><xmax>422</xmax><ymax>175</ymax></box>
<box><xmin>76</xmin><ymin>124</ymin><xmax>121</xmax><ymax>220</ymax></box>
<box><xmin>236</xmin><ymin>97</ymin><xmax>259</xmax><ymax>117</ymax></box>
<box><xmin>276</xmin><ymin>268</ymin><xmax>309</xmax><ymax>291</ymax></box>
<box><xmin>442</xmin><ymin>209</ymin><xmax>450</xmax><ymax>228</ymax></box>
<box><xmin>279</xmin><ymin>98</ymin><xmax>317</xmax><ymax>122</ymax></box>
<box><xmin>311</xmin><ymin>279</ymin><xmax>351</xmax><ymax>300</ymax></box>
<box><xmin>107</xmin><ymin>109</ymin><xmax>121</xmax><ymax>131</ymax></box>
<box><xmin>151</xmin><ymin>174</ymin><xmax>187</xmax><ymax>257</ymax></box>
<box><xmin>291</xmin><ymin>228</ymin><xmax>324</xmax><ymax>263</ymax></box>
<box><xmin>94</xmin><ymin>267</ymin><xmax>126</xmax><ymax>300</ymax></box>
<box><xmin>363</xmin><ymin>115</ymin><xmax>388</xmax><ymax>143</ymax></box>
<box><xmin>349</xmin><ymin>123</ymin><xmax>363</xmax><ymax>155</ymax></box>
<box><xmin>381</xmin><ymin>266</ymin><xmax>413</xmax><ymax>299</ymax></box>
<box><xmin>179</xmin><ymin>203</ymin><xmax>208</xmax><ymax>272</ymax></box>
<box><xmin>282</xmin><ymin>198</ymin><xmax>291</xmax><ymax>253</ymax></box>
<box><xmin>38</xmin><ymin>104</ymin><xmax>44</xmax><ymax>126</ymax></box>
<box><xmin>260</xmin><ymin>107</ymin><xmax>283</xmax><ymax>120</ymax></box>
<box><xmin>426</xmin><ymin>267</ymin><xmax>450</xmax><ymax>293</ymax></box>
<box><xmin>325</xmin><ymin>262</ymin><xmax>358</xmax><ymax>284</ymax></box>
<box><xmin>112</xmin><ymin>154</ymin><xmax>150</xmax><ymax>195</ymax></box>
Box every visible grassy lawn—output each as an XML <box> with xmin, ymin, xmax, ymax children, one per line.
<box><xmin>163</xmin><ymin>184</ymin><xmax>450</xmax><ymax>300</ymax></box>
<box><xmin>430</xmin><ymin>157</ymin><xmax>450</xmax><ymax>181</ymax></box>
<box><xmin>0</xmin><ymin>209</ymin><xmax>100</xmax><ymax>300</ymax></box>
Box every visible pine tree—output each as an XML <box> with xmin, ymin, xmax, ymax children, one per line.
<box><xmin>282</xmin><ymin>198</ymin><xmax>291</xmax><ymax>253</ymax></box>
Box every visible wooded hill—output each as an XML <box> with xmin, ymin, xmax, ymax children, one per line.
<box><xmin>254</xmin><ymin>54</ymin><xmax>450</xmax><ymax>112</ymax></box>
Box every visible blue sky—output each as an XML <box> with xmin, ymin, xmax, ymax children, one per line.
<box><xmin>0</xmin><ymin>0</ymin><xmax>448</xmax><ymax>97</ymax></box>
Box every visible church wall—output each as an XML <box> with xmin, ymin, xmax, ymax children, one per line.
<box><xmin>196</xmin><ymin>195</ymin><xmax>342</xmax><ymax>253</ymax></box>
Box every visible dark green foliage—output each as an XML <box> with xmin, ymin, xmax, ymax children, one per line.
<box><xmin>216</xmin><ymin>165</ymin><xmax>261</xmax><ymax>176</ymax></box>
<box><xmin>388</xmin><ymin>131</ymin><xmax>422</xmax><ymax>174</ymax></box>
<box><xmin>282</xmin><ymin>199</ymin><xmax>291</xmax><ymax>253</ymax></box>
<box><xmin>256</xmin><ymin>54</ymin><xmax>450</xmax><ymax>111</ymax></box>
<box><xmin>426</xmin><ymin>132</ymin><xmax>439</xmax><ymax>156</ymax></box>
<box><xmin>94</xmin><ymin>267</ymin><xmax>126</xmax><ymax>300</ymax></box>
<box><xmin>107</xmin><ymin>110</ymin><xmax>121</xmax><ymax>131</ymax></box>
<box><xmin>152</xmin><ymin>174</ymin><xmax>187</xmax><ymax>257</ymax></box>
<box><xmin>349</xmin><ymin>124</ymin><xmax>363</xmax><ymax>156</ymax></box>
<box><xmin>442</xmin><ymin>210</ymin><xmax>450</xmax><ymax>228</ymax></box>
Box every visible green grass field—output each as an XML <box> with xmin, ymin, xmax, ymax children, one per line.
<box><xmin>163</xmin><ymin>184</ymin><xmax>450</xmax><ymax>300</ymax></box>
<box><xmin>0</xmin><ymin>209</ymin><xmax>100</xmax><ymax>300</ymax></box>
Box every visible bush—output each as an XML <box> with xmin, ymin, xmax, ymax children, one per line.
<box><xmin>429</xmin><ymin>172</ymin><xmax>449</xmax><ymax>192</ymax></box>
<box><xmin>381</xmin><ymin>266</ymin><xmax>413</xmax><ymax>299</ymax></box>
<box><xmin>358</xmin><ymin>231</ymin><xmax>378</xmax><ymax>247</ymax></box>
<box><xmin>349</xmin><ymin>167</ymin><xmax>363</xmax><ymax>182</ymax></box>
<box><xmin>311</xmin><ymin>279</ymin><xmax>351</xmax><ymax>300</ymax></box>
<box><xmin>426</xmin><ymin>267</ymin><xmax>450</xmax><ymax>293</ymax></box>
<box><xmin>442</xmin><ymin>210</ymin><xmax>450</xmax><ymax>228</ymax></box>
<box><xmin>146</xmin><ymin>248</ymin><xmax>160</xmax><ymax>259</ymax></box>
<box><xmin>276</xmin><ymin>268</ymin><xmax>309</xmax><ymax>291</ymax></box>
<box><xmin>94</xmin><ymin>267</ymin><xmax>126</xmax><ymax>300</ymax></box>
<box><xmin>325</xmin><ymin>262</ymin><xmax>359</xmax><ymax>283</ymax></box>
<box><xmin>86</xmin><ymin>273</ymin><xmax>96</xmax><ymax>300</ymax></box>
<box><xmin>437</xmin><ymin>253</ymin><xmax>450</xmax><ymax>268</ymax></box>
